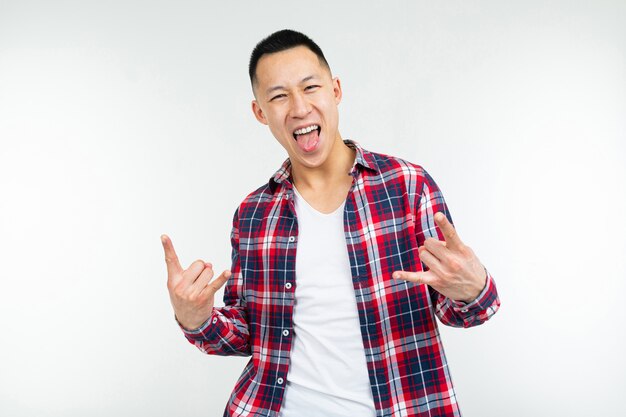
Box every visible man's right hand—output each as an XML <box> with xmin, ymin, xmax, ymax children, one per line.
<box><xmin>161</xmin><ymin>234</ymin><xmax>231</xmax><ymax>331</ymax></box>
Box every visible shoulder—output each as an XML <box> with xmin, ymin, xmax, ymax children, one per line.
<box><xmin>240</xmin><ymin>182</ymin><xmax>276</xmax><ymax>205</ymax></box>
<box><xmin>362</xmin><ymin>146</ymin><xmax>430</xmax><ymax>186</ymax></box>
<box><xmin>373</xmin><ymin>151</ymin><xmax>425</xmax><ymax>174</ymax></box>
<box><xmin>232</xmin><ymin>180</ymin><xmax>284</xmax><ymax>224</ymax></box>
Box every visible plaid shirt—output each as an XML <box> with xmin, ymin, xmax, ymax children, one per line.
<box><xmin>182</xmin><ymin>140</ymin><xmax>500</xmax><ymax>417</ymax></box>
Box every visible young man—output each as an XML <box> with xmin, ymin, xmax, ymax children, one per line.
<box><xmin>162</xmin><ymin>29</ymin><xmax>500</xmax><ymax>417</ymax></box>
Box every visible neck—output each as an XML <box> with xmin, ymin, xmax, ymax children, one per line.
<box><xmin>291</xmin><ymin>136</ymin><xmax>355</xmax><ymax>190</ymax></box>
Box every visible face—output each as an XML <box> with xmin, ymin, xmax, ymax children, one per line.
<box><xmin>251</xmin><ymin>46</ymin><xmax>343</xmax><ymax>171</ymax></box>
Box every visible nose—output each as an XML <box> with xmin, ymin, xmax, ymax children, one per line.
<box><xmin>289</xmin><ymin>92</ymin><xmax>312</xmax><ymax>118</ymax></box>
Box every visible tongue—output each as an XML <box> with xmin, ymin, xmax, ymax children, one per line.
<box><xmin>295</xmin><ymin>129</ymin><xmax>320</xmax><ymax>152</ymax></box>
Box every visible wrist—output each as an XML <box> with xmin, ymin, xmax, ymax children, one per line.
<box><xmin>461</xmin><ymin>268</ymin><xmax>488</xmax><ymax>303</ymax></box>
<box><xmin>175</xmin><ymin>314</ymin><xmax>210</xmax><ymax>332</ymax></box>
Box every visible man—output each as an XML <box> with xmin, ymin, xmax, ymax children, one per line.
<box><xmin>161</xmin><ymin>29</ymin><xmax>500</xmax><ymax>417</ymax></box>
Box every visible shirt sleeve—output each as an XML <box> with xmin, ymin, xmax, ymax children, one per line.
<box><xmin>179</xmin><ymin>208</ymin><xmax>251</xmax><ymax>356</ymax></box>
<box><xmin>415</xmin><ymin>169</ymin><xmax>501</xmax><ymax>328</ymax></box>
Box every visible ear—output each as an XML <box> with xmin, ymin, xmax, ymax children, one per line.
<box><xmin>251</xmin><ymin>100</ymin><xmax>268</xmax><ymax>125</ymax></box>
<box><xmin>332</xmin><ymin>76</ymin><xmax>343</xmax><ymax>105</ymax></box>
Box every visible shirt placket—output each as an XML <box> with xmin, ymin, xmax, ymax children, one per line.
<box><xmin>343</xmin><ymin>167</ymin><xmax>384</xmax><ymax>415</ymax></box>
<box><xmin>270</xmin><ymin>184</ymin><xmax>299</xmax><ymax>412</ymax></box>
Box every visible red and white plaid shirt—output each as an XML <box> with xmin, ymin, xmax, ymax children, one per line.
<box><xmin>182</xmin><ymin>140</ymin><xmax>500</xmax><ymax>417</ymax></box>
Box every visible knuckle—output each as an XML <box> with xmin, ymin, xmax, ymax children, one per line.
<box><xmin>448</xmin><ymin>259</ymin><xmax>462</xmax><ymax>273</ymax></box>
<box><xmin>183</xmin><ymin>270</ymin><xmax>199</xmax><ymax>282</ymax></box>
<box><xmin>200</xmin><ymin>291</ymin><xmax>213</xmax><ymax>302</ymax></box>
<box><xmin>173</xmin><ymin>282</ymin><xmax>188</xmax><ymax>297</ymax></box>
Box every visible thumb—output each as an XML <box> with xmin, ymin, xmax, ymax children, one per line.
<box><xmin>393</xmin><ymin>270</ymin><xmax>435</xmax><ymax>285</ymax></box>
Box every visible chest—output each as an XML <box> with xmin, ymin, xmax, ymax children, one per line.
<box><xmin>237</xmin><ymin>177</ymin><xmax>421</xmax><ymax>303</ymax></box>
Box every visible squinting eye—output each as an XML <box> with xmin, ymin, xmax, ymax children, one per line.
<box><xmin>305</xmin><ymin>85</ymin><xmax>320</xmax><ymax>91</ymax></box>
<box><xmin>270</xmin><ymin>94</ymin><xmax>287</xmax><ymax>101</ymax></box>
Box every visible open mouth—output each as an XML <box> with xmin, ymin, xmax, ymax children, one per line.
<box><xmin>292</xmin><ymin>124</ymin><xmax>321</xmax><ymax>140</ymax></box>
<box><xmin>292</xmin><ymin>124</ymin><xmax>321</xmax><ymax>152</ymax></box>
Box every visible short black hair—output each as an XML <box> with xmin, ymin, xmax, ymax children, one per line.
<box><xmin>248</xmin><ymin>29</ymin><xmax>330</xmax><ymax>88</ymax></box>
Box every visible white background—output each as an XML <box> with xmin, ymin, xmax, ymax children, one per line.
<box><xmin>1</xmin><ymin>1</ymin><xmax>625</xmax><ymax>416</ymax></box>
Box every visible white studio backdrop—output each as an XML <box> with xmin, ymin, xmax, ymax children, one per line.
<box><xmin>1</xmin><ymin>1</ymin><xmax>624</xmax><ymax>416</ymax></box>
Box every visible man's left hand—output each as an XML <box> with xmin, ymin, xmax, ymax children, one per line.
<box><xmin>393</xmin><ymin>212</ymin><xmax>487</xmax><ymax>303</ymax></box>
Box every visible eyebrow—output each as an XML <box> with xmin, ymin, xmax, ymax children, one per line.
<box><xmin>265</xmin><ymin>75</ymin><xmax>318</xmax><ymax>96</ymax></box>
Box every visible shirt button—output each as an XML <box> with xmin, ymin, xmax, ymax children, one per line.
<box><xmin>282</xmin><ymin>329</ymin><xmax>290</xmax><ymax>337</ymax></box>
<box><xmin>212</xmin><ymin>317</ymin><xmax>218</xmax><ymax>324</ymax></box>
<box><xmin>277</xmin><ymin>377</ymin><xmax>284</xmax><ymax>385</ymax></box>
<box><xmin>288</xmin><ymin>236</ymin><xmax>295</xmax><ymax>243</ymax></box>
<box><xmin>461</xmin><ymin>308</ymin><xmax>468</xmax><ymax>313</ymax></box>
<box><xmin>285</xmin><ymin>282</ymin><xmax>292</xmax><ymax>289</ymax></box>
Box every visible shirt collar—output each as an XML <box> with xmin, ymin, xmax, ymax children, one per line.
<box><xmin>269</xmin><ymin>139</ymin><xmax>379</xmax><ymax>191</ymax></box>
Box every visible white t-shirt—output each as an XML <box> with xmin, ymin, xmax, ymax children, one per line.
<box><xmin>278</xmin><ymin>187</ymin><xmax>376</xmax><ymax>417</ymax></box>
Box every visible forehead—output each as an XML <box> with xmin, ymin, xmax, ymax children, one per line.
<box><xmin>254</xmin><ymin>46</ymin><xmax>331</xmax><ymax>90</ymax></box>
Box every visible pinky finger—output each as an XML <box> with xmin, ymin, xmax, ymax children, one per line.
<box><xmin>202</xmin><ymin>270</ymin><xmax>232</xmax><ymax>296</ymax></box>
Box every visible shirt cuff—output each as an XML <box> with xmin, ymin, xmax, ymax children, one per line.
<box><xmin>451</xmin><ymin>269</ymin><xmax>495</xmax><ymax>313</ymax></box>
<box><xmin>176</xmin><ymin>310</ymin><xmax>222</xmax><ymax>340</ymax></box>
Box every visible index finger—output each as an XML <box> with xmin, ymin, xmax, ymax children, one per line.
<box><xmin>161</xmin><ymin>234</ymin><xmax>183</xmax><ymax>276</ymax></box>
<box><xmin>434</xmin><ymin>212</ymin><xmax>463</xmax><ymax>249</ymax></box>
